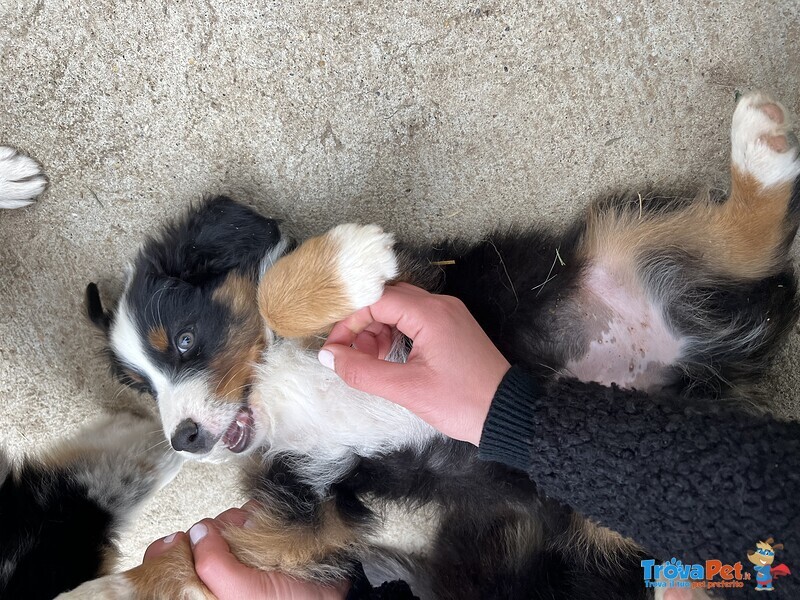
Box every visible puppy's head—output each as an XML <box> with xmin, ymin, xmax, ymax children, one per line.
<box><xmin>87</xmin><ymin>196</ymin><xmax>287</xmax><ymax>462</ymax></box>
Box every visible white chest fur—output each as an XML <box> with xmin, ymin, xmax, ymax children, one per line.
<box><xmin>250</xmin><ymin>339</ymin><xmax>438</xmax><ymax>486</ymax></box>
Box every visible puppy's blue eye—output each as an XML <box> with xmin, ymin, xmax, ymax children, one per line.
<box><xmin>176</xmin><ymin>331</ymin><xmax>195</xmax><ymax>353</ymax></box>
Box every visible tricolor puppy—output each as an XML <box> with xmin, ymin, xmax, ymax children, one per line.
<box><xmin>0</xmin><ymin>146</ymin><xmax>47</xmax><ymax>209</ymax></box>
<box><xmin>81</xmin><ymin>92</ymin><xmax>799</xmax><ymax>599</ymax></box>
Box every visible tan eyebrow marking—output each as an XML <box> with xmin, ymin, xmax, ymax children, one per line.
<box><xmin>148</xmin><ymin>326</ymin><xmax>170</xmax><ymax>353</ymax></box>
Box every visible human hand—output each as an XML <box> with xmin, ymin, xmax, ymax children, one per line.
<box><xmin>319</xmin><ymin>283</ymin><xmax>511</xmax><ymax>446</ymax></box>
<box><xmin>144</xmin><ymin>506</ymin><xmax>348</xmax><ymax>600</ymax></box>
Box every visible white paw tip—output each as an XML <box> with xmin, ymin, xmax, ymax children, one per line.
<box><xmin>331</xmin><ymin>224</ymin><xmax>399</xmax><ymax>309</ymax></box>
<box><xmin>0</xmin><ymin>146</ymin><xmax>47</xmax><ymax>208</ymax></box>
<box><xmin>731</xmin><ymin>92</ymin><xmax>800</xmax><ymax>188</ymax></box>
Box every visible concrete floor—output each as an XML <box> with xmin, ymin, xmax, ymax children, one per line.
<box><xmin>1</xmin><ymin>0</ymin><xmax>799</xmax><ymax>571</ymax></box>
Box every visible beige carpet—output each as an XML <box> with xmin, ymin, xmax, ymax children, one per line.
<box><xmin>1</xmin><ymin>0</ymin><xmax>798</xmax><ymax>571</ymax></box>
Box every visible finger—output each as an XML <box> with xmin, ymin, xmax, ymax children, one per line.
<box><xmin>319</xmin><ymin>343</ymin><xmax>421</xmax><ymax>403</ymax></box>
<box><xmin>351</xmin><ymin>325</ymin><xmax>395</xmax><ymax>358</ymax></box>
<box><xmin>189</xmin><ymin>520</ymin><xmax>271</xmax><ymax>599</ymax></box>
<box><xmin>215</xmin><ymin>507</ymin><xmax>249</xmax><ymax>527</ymax></box>
<box><xmin>351</xmin><ymin>330</ymin><xmax>380</xmax><ymax>357</ymax></box>
<box><xmin>371</xmin><ymin>324</ymin><xmax>399</xmax><ymax>360</ymax></box>
<box><xmin>326</xmin><ymin>315</ymin><xmax>391</xmax><ymax>350</ymax></box>
<box><xmin>356</xmin><ymin>284</ymin><xmax>436</xmax><ymax>341</ymax></box>
<box><xmin>326</xmin><ymin>284</ymin><xmax>434</xmax><ymax>348</ymax></box>
<box><xmin>361</xmin><ymin>319</ymin><xmax>392</xmax><ymax>336</ymax></box>
<box><xmin>326</xmin><ymin>306</ymin><xmax>375</xmax><ymax>346</ymax></box>
<box><xmin>143</xmin><ymin>531</ymin><xmax>187</xmax><ymax>562</ymax></box>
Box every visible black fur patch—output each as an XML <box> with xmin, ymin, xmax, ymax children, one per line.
<box><xmin>0</xmin><ymin>461</ymin><xmax>115</xmax><ymax>600</ymax></box>
<box><xmin>85</xmin><ymin>282</ymin><xmax>111</xmax><ymax>333</ymax></box>
<box><xmin>403</xmin><ymin>225</ymin><xmax>587</xmax><ymax>379</ymax></box>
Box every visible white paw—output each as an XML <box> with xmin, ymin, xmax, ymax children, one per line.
<box><xmin>0</xmin><ymin>146</ymin><xmax>47</xmax><ymax>208</ymax></box>
<box><xmin>329</xmin><ymin>224</ymin><xmax>399</xmax><ymax>310</ymax></box>
<box><xmin>731</xmin><ymin>92</ymin><xmax>800</xmax><ymax>188</ymax></box>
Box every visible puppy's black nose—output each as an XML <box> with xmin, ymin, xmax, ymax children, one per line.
<box><xmin>171</xmin><ymin>419</ymin><xmax>214</xmax><ymax>454</ymax></box>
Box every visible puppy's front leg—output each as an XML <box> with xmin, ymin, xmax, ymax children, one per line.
<box><xmin>222</xmin><ymin>500</ymin><xmax>361</xmax><ymax>583</ymax></box>
<box><xmin>58</xmin><ymin>536</ymin><xmax>214</xmax><ymax>600</ymax></box>
<box><xmin>63</xmin><ymin>500</ymin><xmax>357</xmax><ymax>600</ymax></box>
<box><xmin>258</xmin><ymin>224</ymin><xmax>398</xmax><ymax>339</ymax></box>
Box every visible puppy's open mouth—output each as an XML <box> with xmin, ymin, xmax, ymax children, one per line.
<box><xmin>222</xmin><ymin>407</ymin><xmax>254</xmax><ymax>453</ymax></box>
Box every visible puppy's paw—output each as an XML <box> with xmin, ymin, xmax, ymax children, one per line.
<box><xmin>259</xmin><ymin>223</ymin><xmax>398</xmax><ymax>338</ymax></box>
<box><xmin>731</xmin><ymin>92</ymin><xmax>800</xmax><ymax>188</ymax></box>
<box><xmin>0</xmin><ymin>146</ymin><xmax>47</xmax><ymax>208</ymax></box>
<box><xmin>58</xmin><ymin>548</ymin><xmax>214</xmax><ymax>600</ymax></box>
<box><xmin>44</xmin><ymin>413</ymin><xmax>184</xmax><ymax>520</ymax></box>
<box><xmin>329</xmin><ymin>223</ymin><xmax>399</xmax><ymax>310</ymax></box>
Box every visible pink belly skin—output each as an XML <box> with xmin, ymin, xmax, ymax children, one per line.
<box><xmin>565</xmin><ymin>265</ymin><xmax>684</xmax><ymax>389</ymax></box>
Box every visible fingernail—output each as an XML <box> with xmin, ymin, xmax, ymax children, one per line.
<box><xmin>162</xmin><ymin>532</ymin><xmax>177</xmax><ymax>544</ymax></box>
<box><xmin>318</xmin><ymin>349</ymin><xmax>335</xmax><ymax>370</ymax></box>
<box><xmin>189</xmin><ymin>522</ymin><xmax>208</xmax><ymax>545</ymax></box>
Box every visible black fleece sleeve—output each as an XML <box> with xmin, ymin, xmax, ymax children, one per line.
<box><xmin>479</xmin><ymin>366</ymin><xmax>800</xmax><ymax>583</ymax></box>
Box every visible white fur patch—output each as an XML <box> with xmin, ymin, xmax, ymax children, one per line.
<box><xmin>258</xmin><ymin>234</ymin><xmax>291</xmax><ymax>278</ymax></box>
<box><xmin>363</xmin><ymin>496</ymin><xmax>441</xmax><ymax>556</ymax></box>
<box><xmin>0</xmin><ymin>146</ymin><xmax>47</xmax><ymax>209</ymax></box>
<box><xmin>156</xmin><ymin>376</ymin><xmax>245</xmax><ymax>462</ymax></box>
<box><xmin>730</xmin><ymin>92</ymin><xmax>800</xmax><ymax>188</ymax></box>
<box><xmin>110</xmin><ymin>299</ymin><xmax>170</xmax><ymax>394</ymax></box>
<box><xmin>565</xmin><ymin>265</ymin><xmax>684</xmax><ymax>388</ymax></box>
<box><xmin>360</xmin><ymin>496</ymin><xmax>440</xmax><ymax>600</ymax></box>
<box><xmin>250</xmin><ymin>339</ymin><xmax>438</xmax><ymax>490</ymax></box>
<box><xmin>329</xmin><ymin>224</ymin><xmax>399</xmax><ymax>310</ymax></box>
<box><xmin>0</xmin><ymin>447</ymin><xmax>10</xmax><ymax>485</ymax></box>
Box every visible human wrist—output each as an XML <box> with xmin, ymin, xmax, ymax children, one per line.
<box><xmin>477</xmin><ymin>366</ymin><xmax>540</xmax><ymax>470</ymax></box>
<box><xmin>466</xmin><ymin>361</ymin><xmax>511</xmax><ymax>445</ymax></box>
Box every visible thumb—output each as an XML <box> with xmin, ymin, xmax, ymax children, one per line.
<box><xmin>189</xmin><ymin>520</ymin><xmax>271</xmax><ymax>600</ymax></box>
<box><xmin>319</xmin><ymin>344</ymin><xmax>418</xmax><ymax>404</ymax></box>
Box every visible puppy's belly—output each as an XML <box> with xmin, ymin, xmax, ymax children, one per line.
<box><xmin>565</xmin><ymin>264</ymin><xmax>684</xmax><ymax>389</ymax></box>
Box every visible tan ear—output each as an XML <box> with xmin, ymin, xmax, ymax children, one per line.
<box><xmin>765</xmin><ymin>537</ymin><xmax>775</xmax><ymax>545</ymax></box>
<box><xmin>773</xmin><ymin>543</ymin><xmax>784</xmax><ymax>551</ymax></box>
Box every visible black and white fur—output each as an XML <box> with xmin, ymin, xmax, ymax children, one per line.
<box><xmin>0</xmin><ymin>414</ymin><xmax>182</xmax><ymax>600</ymax></box>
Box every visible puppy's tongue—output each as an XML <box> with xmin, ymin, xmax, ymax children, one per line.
<box><xmin>222</xmin><ymin>407</ymin><xmax>254</xmax><ymax>453</ymax></box>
